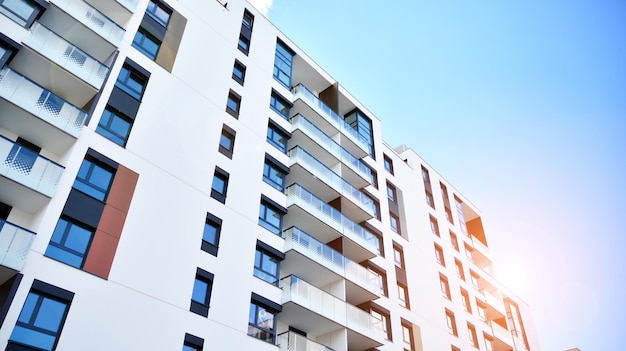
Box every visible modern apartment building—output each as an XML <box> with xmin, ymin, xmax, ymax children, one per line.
<box><xmin>0</xmin><ymin>0</ymin><xmax>540</xmax><ymax>350</ymax></box>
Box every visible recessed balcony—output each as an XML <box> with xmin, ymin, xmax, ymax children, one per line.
<box><xmin>0</xmin><ymin>219</ymin><xmax>36</xmax><ymax>281</ymax></box>
<box><xmin>284</xmin><ymin>184</ymin><xmax>379</xmax><ymax>262</ymax></box>
<box><xmin>471</xmin><ymin>234</ymin><xmax>493</xmax><ymax>269</ymax></box>
<box><xmin>0</xmin><ymin>135</ymin><xmax>64</xmax><ymax>212</ymax></box>
<box><xmin>279</xmin><ymin>275</ymin><xmax>386</xmax><ymax>350</ymax></box>
<box><xmin>276</xmin><ymin>331</ymin><xmax>334</xmax><ymax>351</ymax></box>
<box><xmin>283</xmin><ymin>227</ymin><xmax>382</xmax><ymax>305</ymax></box>
<box><xmin>291</xmin><ymin>84</ymin><xmax>369</xmax><ymax>158</ymax></box>
<box><xmin>0</xmin><ymin>67</ymin><xmax>87</xmax><ymax>154</ymax></box>
<box><xmin>481</xmin><ymin>289</ymin><xmax>506</xmax><ymax>320</ymax></box>
<box><xmin>14</xmin><ymin>22</ymin><xmax>109</xmax><ymax>108</ymax></box>
<box><xmin>290</xmin><ymin>114</ymin><xmax>372</xmax><ymax>188</ymax></box>
<box><xmin>490</xmin><ymin>321</ymin><xmax>514</xmax><ymax>351</ymax></box>
<box><xmin>288</xmin><ymin>146</ymin><xmax>374</xmax><ymax>223</ymax></box>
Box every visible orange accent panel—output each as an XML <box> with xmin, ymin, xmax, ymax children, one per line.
<box><xmin>97</xmin><ymin>205</ymin><xmax>127</xmax><ymax>239</ymax></box>
<box><xmin>106</xmin><ymin>165</ymin><xmax>139</xmax><ymax>211</ymax></box>
<box><xmin>83</xmin><ymin>230</ymin><xmax>119</xmax><ymax>279</ymax></box>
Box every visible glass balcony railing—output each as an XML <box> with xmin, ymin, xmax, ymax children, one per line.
<box><xmin>283</xmin><ymin>227</ymin><xmax>382</xmax><ymax>295</ymax></box>
<box><xmin>288</xmin><ymin>146</ymin><xmax>375</xmax><ymax>216</ymax></box>
<box><xmin>0</xmin><ymin>135</ymin><xmax>64</xmax><ymax>197</ymax></box>
<box><xmin>292</xmin><ymin>84</ymin><xmax>369</xmax><ymax>152</ymax></box>
<box><xmin>291</xmin><ymin>114</ymin><xmax>373</xmax><ymax>183</ymax></box>
<box><xmin>280</xmin><ymin>275</ymin><xmax>386</xmax><ymax>340</ymax></box>
<box><xmin>285</xmin><ymin>184</ymin><xmax>379</xmax><ymax>255</ymax></box>
<box><xmin>115</xmin><ymin>0</ymin><xmax>139</xmax><ymax>12</ymax></box>
<box><xmin>0</xmin><ymin>67</ymin><xmax>87</xmax><ymax>138</ymax></box>
<box><xmin>490</xmin><ymin>321</ymin><xmax>513</xmax><ymax>346</ymax></box>
<box><xmin>25</xmin><ymin>23</ymin><xmax>109</xmax><ymax>89</ymax></box>
<box><xmin>51</xmin><ymin>0</ymin><xmax>126</xmax><ymax>45</ymax></box>
<box><xmin>277</xmin><ymin>331</ymin><xmax>334</xmax><ymax>351</ymax></box>
<box><xmin>0</xmin><ymin>219</ymin><xmax>36</xmax><ymax>271</ymax></box>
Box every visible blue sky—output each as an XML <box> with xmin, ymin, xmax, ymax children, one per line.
<box><xmin>260</xmin><ymin>0</ymin><xmax>626</xmax><ymax>350</ymax></box>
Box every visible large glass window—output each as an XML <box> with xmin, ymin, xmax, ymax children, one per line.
<box><xmin>96</xmin><ymin>107</ymin><xmax>132</xmax><ymax>146</ymax></box>
<box><xmin>146</xmin><ymin>0</ymin><xmax>171</xmax><ymax>26</ymax></box>
<box><xmin>210</xmin><ymin>168</ymin><xmax>229</xmax><ymax>204</ymax></box>
<box><xmin>273</xmin><ymin>40</ymin><xmax>294</xmax><ymax>88</ymax></box>
<box><xmin>45</xmin><ymin>218</ymin><xmax>94</xmax><ymax>269</ymax></box>
<box><xmin>218</xmin><ymin>125</ymin><xmax>236</xmax><ymax>159</ymax></box>
<box><xmin>0</xmin><ymin>0</ymin><xmax>42</xmax><ymax>27</ymax></box>
<box><xmin>237</xmin><ymin>9</ymin><xmax>254</xmax><ymax>55</ymax></box>
<box><xmin>72</xmin><ymin>156</ymin><xmax>115</xmax><ymax>201</ymax></box>
<box><xmin>190</xmin><ymin>268</ymin><xmax>213</xmax><ymax>317</ymax></box>
<box><xmin>116</xmin><ymin>65</ymin><xmax>148</xmax><ymax>101</ymax></box>
<box><xmin>232</xmin><ymin>60</ymin><xmax>246</xmax><ymax>85</ymax></box>
<box><xmin>253</xmin><ymin>247</ymin><xmax>280</xmax><ymax>285</ymax></box>
<box><xmin>263</xmin><ymin>158</ymin><xmax>286</xmax><ymax>191</ymax></box>
<box><xmin>267</xmin><ymin>121</ymin><xmax>289</xmax><ymax>153</ymax></box>
<box><xmin>344</xmin><ymin>109</ymin><xmax>374</xmax><ymax>157</ymax></box>
<box><xmin>269</xmin><ymin>91</ymin><xmax>291</xmax><ymax>120</ymax></box>
<box><xmin>201</xmin><ymin>213</ymin><xmax>221</xmax><ymax>256</ymax></box>
<box><xmin>132</xmin><ymin>27</ymin><xmax>161</xmax><ymax>60</ymax></box>
<box><xmin>248</xmin><ymin>300</ymin><xmax>277</xmax><ymax>343</ymax></box>
<box><xmin>258</xmin><ymin>200</ymin><xmax>283</xmax><ymax>235</ymax></box>
<box><xmin>226</xmin><ymin>90</ymin><xmax>241</xmax><ymax>118</ymax></box>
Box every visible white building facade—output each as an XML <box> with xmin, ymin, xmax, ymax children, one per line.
<box><xmin>0</xmin><ymin>0</ymin><xmax>540</xmax><ymax>350</ymax></box>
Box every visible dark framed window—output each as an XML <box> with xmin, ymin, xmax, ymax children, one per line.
<box><xmin>0</xmin><ymin>0</ymin><xmax>44</xmax><ymax>27</ymax></box>
<box><xmin>218</xmin><ymin>125</ymin><xmax>236</xmax><ymax>159</ymax></box>
<box><xmin>182</xmin><ymin>333</ymin><xmax>203</xmax><ymax>351</ymax></box>
<box><xmin>393</xmin><ymin>243</ymin><xmax>405</xmax><ymax>269</ymax></box>
<box><xmin>45</xmin><ymin>217</ymin><xmax>94</xmax><ymax>269</ymax></box>
<box><xmin>232</xmin><ymin>60</ymin><xmax>246</xmax><ymax>85</ymax></box>
<box><xmin>237</xmin><ymin>9</ymin><xmax>254</xmax><ymax>55</ymax></box>
<box><xmin>253</xmin><ymin>245</ymin><xmax>280</xmax><ymax>285</ymax></box>
<box><xmin>258</xmin><ymin>197</ymin><xmax>285</xmax><ymax>235</ymax></box>
<box><xmin>4</xmin><ymin>137</ymin><xmax>39</xmax><ymax>174</ymax></box>
<box><xmin>397</xmin><ymin>282</ymin><xmax>409</xmax><ymax>309</ymax></box>
<box><xmin>267</xmin><ymin>120</ymin><xmax>289</xmax><ymax>153</ymax></box>
<box><xmin>383</xmin><ymin>154</ymin><xmax>394</xmax><ymax>174</ymax></box>
<box><xmin>241</xmin><ymin>9</ymin><xmax>254</xmax><ymax>30</ymax></box>
<box><xmin>132</xmin><ymin>26</ymin><xmax>161</xmax><ymax>59</ymax></box>
<box><xmin>371</xmin><ymin>307</ymin><xmax>391</xmax><ymax>341</ymax></box>
<box><xmin>226</xmin><ymin>90</ymin><xmax>241</xmax><ymax>118</ymax></box>
<box><xmin>344</xmin><ymin>109</ymin><xmax>375</xmax><ymax>157</ymax></box>
<box><xmin>273</xmin><ymin>39</ymin><xmax>294</xmax><ymax>88</ymax></box>
<box><xmin>72</xmin><ymin>155</ymin><xmax>115</xmax><ymax>201</ymax></box>
<box><xmin>401</xmin><ymin>320</ymin><xmax>414</xmax><ymax>351</ymax></box>
<box><xmin>386</xmin><ymin>182</ymin><xmax>397</xmax><ymax>202</ymax></box>
<box><xmin>390</xmin><ymin>213</ymin><xmax>400</xmax><ymax>234</ymax></box>
<box><xmin>96</xmin><ymin>106</ymin><xmax>133</xmax><ymax>146</ymax></box>
<box><xmin>0</xmin><ymin>34</ymin><xmax>20</xmax><ymax>67</ymax></box>
<box><xmin>210</xmin><ymin>167</ymin><xmax>229</xmax><ymax>204</ymax></box>
<box><xmin>269</xmin><ymin>90</ymin><xmax>291</xmax><ymax>120</ymax></box>
<box><xmin>116</xmin><ymin>64</ymin><xmax>149</xmax><ymax>101</ymax></box>
<box><xmin>7</xmin><ymin>281</ymin><xmax>73</xmax><ymax>351</ymax></box>
<box><xmin>190</xmin><ymin>268</ymin><xmax>213</xmax><ymax>317</ymax></box>
<box><xmin>201</xmin><ymin>213</ymin><xmax>221</xmax><ymax>256</ymax></box>
<box><xmin>263</xmin><ymin>155</ymin><xmax>288</xmax><ymax>191</ymax></box>
<box><xmin>146</xmin><ymin>0</ymin><xmax>172</xmax><ymax>26</ymax></box>
<box><xmin>238</xmin><ymin>34</ymin><xmax>250</xmax><ymax>55</ymax></box>
<box><xmin>248</xmin><ymin>297</ymin><xmax>279</xmax><ymax>343</ymax></box>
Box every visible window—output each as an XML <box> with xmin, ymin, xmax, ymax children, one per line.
<box><xmin>387</xmin><ymin>182</ymin><xmax>397</xmax><ymax>202</ymax></box>
<box><xmin>241</xmin><ymin>9</ymin><xmax>254</xmax><ymax>29</ymax></box>
<box><xmin>455</xmin><ymin>196</ymin><xmax>468</xmax><ymax>234</ymax></box>
<box><xmin>367</xmin><ymin>264</ymin><xmax>388</xmax><ymax>296</ymax></box>
<box><xmin>465</xmin><ymin>243</ymin><xmax>474</xmax><ymax>262</ymax></box>
<box><xmin>470</xmin><ymin>271</ymin><xmax>480</xmax><ymax>290</ymax></box>
<box><xmin>425</xmin><ymin>190</ymin><xmax>435</xmax><ymax>209</ymax></box>
<box><xmin>263</xmin><ymin>156</ymin><xmax>288</xmax><ymax>191</ymax></box>
<box><xmin>434</xmin><ymin>244</ymin><xmax>445</xmax><ymax>267</ymax></box>
<box><xmin>461</xmin><ymin>289</ymin><xmax>472</xmax><ymax>313</ymax></box>
<box><xmin>445</xmin><ymin>209</ymin><xmax>454</xmax><ymax>225</ymax></box>
<box><xmin>393</xmin><ymin>243</ymin><xmax>405</xmax><ymax>269</ymax></box>
<box><xmin>201</xmin><ymin>213</ymin><xmax>221</xmax><ymax>256</ymax></box>
<box><xmin>253</xmin><ymin>243</ymin><xmax>282</xmax><ymax>285</ymax></box>
<box><xmin>451</xmin><ymin>346</ymin><xmax>461</xmax><ymax>351</ymax></box>
<box><xmin>116</xmin><ymin>64</ymin><xmax>149</xmax><ymax>100</ymax></box>
<box><xmin>132</xmin><ymin>26</ymin><xmax>161</xmax><ymax>59</ymax></box>
<box><xmin>401</xmin><ymin>320</ymin><xmax>414</xmax><ymax>351</ymax></box>
<box><xmin>450</xmin><ymin>231</ymin><xmax>459</xmax><ymax>251</ymax></box>
<box><xmin>476</xmin><ymin>301</ymin><xmax>487</xmax><ymax>321</ymax></box>
<box><xmin>0</xmin><ymin>0</ymin><xmax>43</xmax><ymax>27</ymax></box>
<box><xmin>226</xmin><ymin>90</ymin><xmax>241</xmax><ymax>118</ymax></box>
<box><xmin>383</xmin><ymin>154</ymin><xmax>394</xmax><ymax>174</ymax></box>
<box><xmin>467</xmin><ymin>323</ymin><xmax>478</xmax><ymax>348</ymax></box>
<box><xmin>390</xmin><ymin>213</ymin><xmax>400</xmax><ymax>234</ymax></box>
<box><xmin>258</xmin><ymin>198</ymin><xmax>285</xmax><ymax>235</ymax></box>
<box><xmin>4</xmin><ymin>137</ymin><xmax>39</xmax><ymax>174</ymax></box>
<box><xmin>8</xmin><ymin>281</ymin><xmax>73</xmax><ymax>351</ymax></box>
<box><xmin>238</xmin><ymin>33</ymin><xmax>250</xmax><ymax>55</ymax></box>
<box><xmin>182</xmin><ymin>333</ymin><xmax>204</xmax><ymax>351</ymax></box>
<box><xmin>267</xmin><ymin>120</ymin><xmax>290</xmax><ymax>153</ymax></box>
<box><xmin>440</xmin><ymin>274</ymin><xmax>451</xmax><ymax>300</ymax></box>
<box><xmin>0</xmin><ymin>36</ymin><xmax>19</xmax><ymax>67</ymax></box>
<box><xmin>218</xmin><ymin>125</ymin><xmax>236</xmax><ymax>158</ymax></box>
<box><xmin>368</xmin><ymin>166</ymin><xmax>378</xmax><ymax>189</ymax></box>
<box><xmin>397</xmin><ymin>283</ymin><xmax>409</xmax><ymax>309</ymax></box>
<box><xmin>190</xmin><ymin>268</ymin><xmax>213</xmax><ymax>317</ymax></box>
<box><xmin>232</xmin><ymin>60</ymin><xmax>246</xmax><ymax>85</ymax></box>
<box><xmin>146</xmin><ymin>0</ymin><xmax>172</xmax><ymax>26</ymax></box>
<box><xmin>445</xmin><ymin>309</ymin><xmax>457</xmax><ymax>336</ymax></box>
<box><xmin>430</xmin><ymin>215</ymin><xmax>440</xmax><ymax>236</ymax></box>
<box><xmin>238</xmin><ymin>9</ymin><xmax>254</xmax><ymax>54</ymax></box>
<box><xmin>455</xmin><ymin>259</ymin><xmax>465</xmax><ymax>281</ymax></box>
<box><xmin>210</xmin><ymin>167</ymin><xmax>229</xmax><ymax>203</ymax></box>
<box><xmin>96</xmin><ymin>106</ymin><xmax>133</xmax><ymax>146</ymax></box>
<box><xmin>484</xmin><ymin>334</ymin><xmax>494</xmax><ymax>351</ymax></box>
<box><xmin>421</xmin><ymin>166</ymin><xmax>430</xmax><ymax>182</ymax></box>
<box><xmin>371</xmin><ymin>308</ymin><xmax>391</xmax><ymax>341</ymax></box>
<box><xmin>45</xmin><ymin>217</ymin><xmax>95</xmax><ymax>269</ymax></box>
<box><xmin>269</xmin><ymin>90</ymin><xmax>291</xmax><ymax>120</ymax></box>
<box><xmin>72</xmin><ymin>156</ymin><xmax>115</xmax><ymax>201</ymax></box>
<box><xmin>248</xmin><ymin>295</ymin><xmax>279</xmax><ymax>343</ymax></box>
<box><xmin>273</xmin><ymin>39</ymin><xmax>295</xmax><ymax>88</ymax></box>
<box><xmin>344</xmin><ymin>109</ymin><xmax>375</xmax><ymax>157</ymax></box>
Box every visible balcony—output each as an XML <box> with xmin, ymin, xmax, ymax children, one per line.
<box><xmin>0</xmin><ymin>219</ymin><xmax>36</xmax><ymax>280</ymax></box>
<box><xmin>291</xmin><ymin>84</ymin><xmax>369</xmax><ymax>158</ymax></box>
<box><xmin>0</xmin><ymin>135</ymin><xmax>64</xmax><ymax>212</ymax></box>
<box><xmin>276</xmin><ymin>331</ymin><xmax>334</xmax><ymax>351</ymax></box>
<box><xmin>490</xmin><ymin>321</ymin><xmax>514</xmax><ymax>351</ymax></box>
<box><xmin>288</xmin><ymin>146</ymin><xmax>374</xmax><ymax>222</ymax></box>
<box><xmin>85</xmin><ymin>0</ymin><xmax>138</xmax><ymax>24</ymax></box>
<box><xmin>471</xmin><ymin>234</ymin><xmax>493</xmax><ymax>269</ymax></box>
<box><xmin>482</xmin><ymin>289</ymin><xmax>506</xmax><ymax>320</ymax></box>
<box><xmin>284</xmin><ymin>184</ymin><xmax>379</xmax><ymax>262</ymax></box>
<box><xmin>279</xmin><ymin>276</ymin><xmax>385</xmax><ymax>350</ymax></box>
<box><xmin>290</xmin><ymin>114</ymin><xmax>372</xmax><ymax>188</ymax></box>
<box><xmin>0</xmin><ymin>67</ymin><xmax>87</xmax><ymax>153</ymax></box>
<box><xmin>283</xmin><ymin>227</ymin><xmax>381</xmax><ymax>305</ymax></box>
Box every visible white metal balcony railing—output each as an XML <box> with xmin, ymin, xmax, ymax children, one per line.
<box><xmin>280</xmin><ymin>276</ymin><xmax>386</xmax><ymax>340</ymax></box>
<box><xmin>0</xmin><ymin>67</ymin><xmax>87</xmax><ymax>137</ymax></box>
<box><xmin>283</xmin><ymin>227</ymin><xmax>382</xmax><ymax>295</ymax></box>
<box><xmin>285</xmin><ymin>184</ymin><xmax>380</xmax><ymax>255</ymax></box>
<box><xmin>0</xmin><ymin>135</ymin><xmax>64</xmax><ymax>197</ymax></box>
<box><xmin>291</xmin><ymin>84</ymin><xmax>369</xmax><ymax>152</ymax></box>
<box><xmin>290</xmin><ymin>114</ymin><xmax>373</xmax><ymax>183</ymax></box>
<box><xmin>0</xmin><ymin>219</ymin><xmax>36</xmax><ymax>271</ymax></box>
<box><xmin>24</xmin><ymin>23</ymin><xmax>109</xmax><ymax>89</ymax></box>
<box><xmin>51</xmin><ymin>0</ymin><xmax>126</xmax><ymax>45</ymax></box>
<box><xmin>277</xmin><ymin>331</ymin><xmax>334</xmax><ymax>351</ymax></box>
<box><xmin>288</xmin><ymin>146</ymin><xmax>375</xmax><ymax>216</ymax></box>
